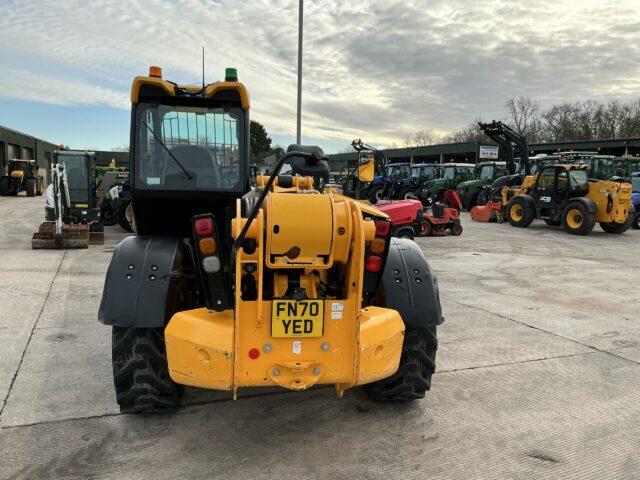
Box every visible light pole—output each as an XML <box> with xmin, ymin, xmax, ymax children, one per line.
<box><xmin>296</xmin><ymin>0</ymin><xmax>303</xmax><ymax>145</ymax></box>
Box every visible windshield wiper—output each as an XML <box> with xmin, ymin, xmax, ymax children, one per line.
<box><xmin>142</xmin><ymin>121</ymin><xmax>193</xmax><ymax>180</ymax></box>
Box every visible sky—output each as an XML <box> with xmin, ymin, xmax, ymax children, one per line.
<box><xmin>0</xmin><ymin>0</ymin><xmax>639</xmax><ymax>153</ymax></box>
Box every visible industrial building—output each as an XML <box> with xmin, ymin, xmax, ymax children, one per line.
<box><xmin>0</xmin><ymin>124</ymin><xmax>58</xmax><ymax>175</ymax></box>
<box><xmin>0</xmin><ymin>125</ymin><xmax>129</xmax><ymax>181</ymax></box>
<box><xmin>327</xmin><ymin>136</ymin><xmax>640</xmax><ymax>171</ymax></box>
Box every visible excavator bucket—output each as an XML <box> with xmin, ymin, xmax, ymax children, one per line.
<box><xmin>31</xmin><ymin>222</ymin><xmax>90</xmax><ymax>249</ymax></box>
<box><xmin>471</xmin><ymin>201</ymin><xmax>504</xmax><ymax>223</ymax></box>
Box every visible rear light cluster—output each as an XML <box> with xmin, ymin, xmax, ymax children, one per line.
<box><xmin>193</xmin><ymin>216</ymin><xmax>220</xmax><ymax>273</ymax></box>
<box><xmin>192</xmin><ymin>214</ymin><xmax>230</xmax><ymax>311</ymax></box>
<box><xmin>365</xmin><ymin>219</ymin><xmax>391</xmax><ymax>273</ymax></box>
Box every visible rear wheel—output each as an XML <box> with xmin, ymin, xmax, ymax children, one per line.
<box><xmin>464</xmin><ymin>192</ymin><xmax>479</xmax><ymax>211</ymax></box>
<box><xmin>506</xmin><ymin>197</ymin><xmax>534</xmax><ymax>228</ymax></box>
<box><xmin>600</xmin><ymin>217</ymin><xmax>631</xmax><ymax>234</ymax></box>
<box><xmin>25</xmin><ymin>178</ymin><xmax>37</xmax><ymax>197</ymax></box>
<box><xmin>0</xmin><ymin>177</ymin><xmax>9</xmax><ymax>196</ymax></box>
<box><xmin>100</xmin><ymin>203</ymin><xmax>118</xmax><ymax>226</ymax></box>
<box><xmin>368</xmin><ymin>185</ymin><xmax>383</xmax><ymax>204</ymax></box>
<box><xmin>450</xmin><ymin>223</ymin><xmax>463</xmax><ymax>236</ymax></box>
<box><xmin>366</xmin><ymin>327</ymin><xmax>437</xmax><ymax>402</ymax></box>
<box><xmin>399</xmin><ymin>188</ymin><xmax>418</xmax><ymax>200</ymax></box>
<box><xmin>36</xmin><ymin>178</ymin><xmax>44</xmax><ymax>196</ymax></box>
<box><xmin>112</xmin><ymin>327</ymin><xmax>182</xmax><ymax>413</ymax></box>
<box><xmin>562</xmin><ymin>203</ymin><xmax>595</xmax><ymax>235</ymax></box>
<box><xmin>477</xmin><ymin>189</ymin><xmax>489</xmax><ymax>206</ymax></box>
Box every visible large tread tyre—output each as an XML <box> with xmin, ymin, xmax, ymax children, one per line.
<box><xmin>36</xmin><ymin>178</ymin><xmax>44</xmax><ymax>196</ymax></box>
<box><xmin>632</xmin><ymin>213</ymin><xmax>640</xmax><ymax>230</ymax></box>
<box><xmin>562</xmin><ymin>203</ymin><xmax>595</xmax><ymax>235</ymax></box>
<box><xmin>100</xmin><ymin>204</ymin><xmax>118</xmax><ymax>226</ymax></box>
<box><xmin>463</xmin><ymin>192</ymin><xmax>479</xmax><ymax>211</ymax></box>
<box><xmin>366</xmin><ymin>327</ymin><xmax>437</xmax><ymax>402</ymax></box>
<box><xmin>399</xmin><ymin>188</ymin><xmax>418</xmax><ymax>200</ymax></box>
<box><xmin>600</xmin><ymin>216</ymin><xmax>631</xmax><ymax>234</ymax></box>
<box><xmin>25</xmin><ymin>178</ymin><xmax>37</xmax><ymax>197</ymax></box>
<box><xmin>393</xmin><ymin>226</ymin><xmax>415</xmax><ymax>240</ymax></box>
<box><xmin>506</xmin><ymin>197</ymin><xmax>534</xmax><ymax>228</ymax></box>
<box><xmin>117</xmin><ymin>201</ymin><xmax>134</xmax><ymax>232</ymax></box>
<box><xmin>112</xmin><ymin>327</ymin><xmax>182</xmax><ymax>413</ymax></box>
<box><xmin>0</xmin><ymin>177</ymin><xmax>9</xmax><ymax>196</ymax></box>
<box><xmin>368</xmin><ymin>185</ymin><xmax>383</xmax><ymax>204</ymax></box>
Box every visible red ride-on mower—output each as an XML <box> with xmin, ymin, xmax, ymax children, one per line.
<box><xmin>376</xmin><ymin>198</ymin><xmax>463</xmax><ymax>239</ymax></box>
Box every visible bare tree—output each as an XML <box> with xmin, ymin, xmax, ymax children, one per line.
<box><xmin>504</xmin><ymin>96</ymin><xmax>541</xmax><ymax>140</ymax></box>
<box><xmin>404</xmin><ymin>128</ymin><xmax>442</xmax><ymax>147</ymax></box>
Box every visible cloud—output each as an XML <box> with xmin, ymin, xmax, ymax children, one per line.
<box><xmin>1</xmin><ymin>68</ymin><xmax>130</xmax><ymax>110</ymax></box>
<box><xmin>0</xmin><ymin>0</ymin><xmax>639</xmax><ymax>151</ymax></box>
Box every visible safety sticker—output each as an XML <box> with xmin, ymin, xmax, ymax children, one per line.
<box><xmin>292</xmin><ymin>341</ymin><xmax>301</xmax><ymax>354</ymax></box>
<box><xmin>331</xmin><ymin>302</ymin><xmax>344</xmax><ymax>311</ymax></box>
<box><xmin>331</xmin><ymin>311</ymin><xmax>342</xmax><ymax>319</ymax></box>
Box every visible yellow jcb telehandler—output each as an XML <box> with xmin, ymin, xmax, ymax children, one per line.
<box><xmin>98</xmin><ymin>66</ymin><xmax>444</xmax><ymax>413</ymax></box>
<box><xmin>504</xmin><ymin>163</ymin><xmax>633</xmax><ymax>235</ymax></box>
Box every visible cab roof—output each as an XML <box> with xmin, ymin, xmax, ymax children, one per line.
<box><xmin>131</xmin><ymin>74</ymin><xmax>250</xmax><ymax>109</ymax></box>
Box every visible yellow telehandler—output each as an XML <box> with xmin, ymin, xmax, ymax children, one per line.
<box><xmin>504</xmin><ymin>163</ymin><xmax>633</xmax><ymax>235</ymax></box>
<box><xmin>98</xmin><ymin>66</ymin><xmax>444</xmax><ymax>412</ymax></box>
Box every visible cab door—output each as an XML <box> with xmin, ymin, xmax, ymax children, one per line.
<box><xmin>532</xmin><ymin>166</ymin><xmax>556</xmax><ymax>213</ymax></box>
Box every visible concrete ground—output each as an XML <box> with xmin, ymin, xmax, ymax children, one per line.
<box><xmin>0</xmin><ymin>195</ymin><xmax>639</xmax><ymax>479</ymax></box>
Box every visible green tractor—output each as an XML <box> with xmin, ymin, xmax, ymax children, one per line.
<box><xmin>456</xmin><ymin>161</ymin><xmax>508</xmax><ymax>210</ymax></box>
<box><xmin>419</xmin><ymin>163</ymin><xmax>474</xmax><ymax>204</ymax></box>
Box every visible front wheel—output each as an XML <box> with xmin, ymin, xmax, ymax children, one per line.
<box><xmin>112</xmin><ymin>327</ymin><xmax>182</xmax><ymax>413</ymax></box>
<box><xmin>562</xmin><ymin>203</ymin><xmax>595</xmax><ymax>235</ymax></box>
<box><xmin>100</xmin><ymin>203</ymin><xmax>118</xmax><ymax>226</ymax></box>
<box><xmin>366</xmin><ymin>327</ymin><xmax>437</xmax><ymax>402</ymax></box>
<box><xmin>25</xmin><ymin>178</ymin><xmax>37</xmax><ymax>197</ymax></box>
<box><xmin>506</xmin><ymin>197</ymin><xmax>534</xmax><ymax>228</ymax></box>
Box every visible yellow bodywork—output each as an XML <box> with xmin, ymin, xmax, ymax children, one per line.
<box><xmin>10</xmin><ymin>170</ymin><xmax>24</xmax><ymax>180</ymax></box>
<box><xmin>165</xmin><ymin>177</ymin><xmax>404</xmax><ymax>396</ymax></box>
<box><xmin>502</xmin><ymin>164</ymin><xmax>632</xmax><ymax>224</ymax></box>
<box><xmin>358</xmin><ymin>151</ymin><xmax>375</xmax><ymax>182</ymax></box>
<box><xmin>131</xmin><ymin>76</ymin><xmax>250</xmax><ymax>108</ymax></box>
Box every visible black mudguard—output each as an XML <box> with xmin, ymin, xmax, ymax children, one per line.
<box><xmin>377</xmin><ymin>237</ymin><xmax>444</xmax><ymax>328</ymax></box>
<box><xmin>568</xmin><ymin>197</ymin><xmax>597</xmax><ymax>214</ymax></box>
<box><xmin>98</xmin><ymin>235</ymin><xmax>185</xmax><ymax>327</ymax></box>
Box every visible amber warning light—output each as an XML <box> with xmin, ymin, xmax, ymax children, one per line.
<box><xmin>149</xmin><ymin>66</ymin><xmax>162</xmax><ymax>78</ymax></box>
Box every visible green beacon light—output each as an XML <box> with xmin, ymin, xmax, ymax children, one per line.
<box><xmin>225</xmin><ymin>68</ymin><xmax>238</xmax><ymax>82</ymax></box>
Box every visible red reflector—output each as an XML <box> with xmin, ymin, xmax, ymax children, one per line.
<box><xmin>195</xmin><ymin>217</ymin><xmax>213</xmax><ymax>236</ymax></box>
<box><xmin>365</xmin><ymin>255</ymin><xmax>382</xmax><ymax>272</ymax></box>
<box><xmin>248</xmin><ymin>348</ymin><xmax>260</xmax><ymax>359</ymax></box>
<box><xmin>375</xmin><ymin>220</ymin><xmax>390</xmax><ymax>236</ymax></box>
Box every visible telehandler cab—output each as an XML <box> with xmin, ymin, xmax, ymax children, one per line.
<box><xmin>98</xmin><ymin>67</ymin><xmax>444</xmax><ymax>413</ymax></box>
<box><xmin>504</xmin><ymin>163</ymin><xmax>633</xmax><ymax>235</ymax></box>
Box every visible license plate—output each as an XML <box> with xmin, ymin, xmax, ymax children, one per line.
<box><xmin>271</xmin><ymin>300</ymin><xmax>324</xmax><ymax>338</ymax></box>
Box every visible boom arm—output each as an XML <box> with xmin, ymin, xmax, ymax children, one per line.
<box><xmin>478</xmin><ymin>121</ymin><xmax>530</xmax><ymax>175</ymax></box>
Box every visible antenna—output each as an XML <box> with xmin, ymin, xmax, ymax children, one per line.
<box><xmin>202</xmin><ymin>46</ymin><xmax>205</xmax><ymax>94</ymax></box>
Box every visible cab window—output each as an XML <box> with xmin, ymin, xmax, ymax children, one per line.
<box><xmin>537</xmin><ymin>167</ymin><xmax>555</xmax><ymax>191</ymax></box>
<box><xmin>569</xmin><ymin>169</ymin><xmax>589</xmax><ymax>193</ymax></box>
<box><xmin>479</xmin><ymin>165</ymin><xmax>494</xmax><ymax>180</ymax></box>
